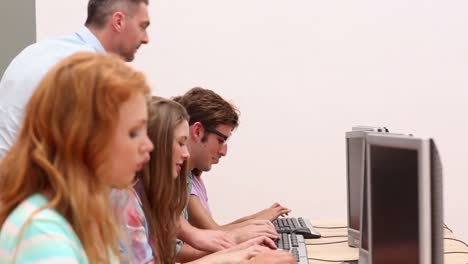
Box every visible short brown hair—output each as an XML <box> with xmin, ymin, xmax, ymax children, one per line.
<box><xmin>85</xmin><ymin>0</ymin><xmax>149</xmax><ymax>28</ymax></box>
<box><xmin>173</xmin><ymin>87</ymin><xmax>240</xmax><ymax>130</ymax></box>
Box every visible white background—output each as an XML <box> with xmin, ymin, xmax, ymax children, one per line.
<box><xmin>37</xmin><ymin>0</ymin><xmax>468</xmax><ymax>241</ymax></box>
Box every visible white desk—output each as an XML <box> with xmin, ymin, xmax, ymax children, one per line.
<box><xmin>305</xmin><ymin>220</ymin><xmax>468</xmax><ymax>264</ymax></box>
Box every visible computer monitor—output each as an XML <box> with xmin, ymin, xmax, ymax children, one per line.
<box><xmin>346</xmin><ymin>126</ymin><xmax>388</xmax><ymax>247</ymax></box>
<box><xmin>359</xmin><ymin>133</ymin><xmax>443</xmax><ymax>264</ymax></box>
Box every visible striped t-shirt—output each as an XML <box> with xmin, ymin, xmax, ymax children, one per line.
<box><xmin>0</xmin><ymin>193</ymin><xmax>88</xmax><ymax>263</ymax></box>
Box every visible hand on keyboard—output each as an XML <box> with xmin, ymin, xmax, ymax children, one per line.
<box><xmin>231</xmin><ymin>235</ymin><xmax>277</xmax><ymax>250</ymax></box>
<box><xmin>229</xmin><ymin>220</ymin><xmax>279</xmax><ymax>243</ymax></box>
<box><xmin>188</xmin><ymin>228</ymin><xmax>236</xmax><ymax>252</ymax></box>
<box><xmin>194</xmin><ymin>237</ymin><xmax>292</xmax><ymax>264</ymax></box>
<box><xmin>253</xmin><ymin>202</ymin><xmax>291</xmax><ymax>221</ymax></box>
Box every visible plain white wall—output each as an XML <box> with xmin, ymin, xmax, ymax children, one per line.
<box><xmin>37</xmin><ymin>0</ymin><xmax>468</xmax><ymax>241</ymax></box>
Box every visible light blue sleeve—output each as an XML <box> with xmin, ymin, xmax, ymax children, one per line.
<box><xmin>13</xmin><ymin>218</ymin><xmax>88</xmax><ymax>264</ymax></box>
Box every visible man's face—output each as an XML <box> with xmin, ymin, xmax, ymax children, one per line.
<box><xmin>118</xmin><ymin>2</ymin><xmax>150</xmax><ymax>61</ymax></box>
<box><xmin>190</xmin><ymin>124</ymin><xmax>233</xmax><ymax>172</ymax></box>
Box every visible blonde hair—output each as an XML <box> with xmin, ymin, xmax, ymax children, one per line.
<box><xmin>0</xmin><ymin>52</ymin><xmax>150</xmax><ymax>262</ymax></box>
<box><xmin>138</xmin><ymin>97</ymin><xmax>189</xmax><ymax>264</ymax></box>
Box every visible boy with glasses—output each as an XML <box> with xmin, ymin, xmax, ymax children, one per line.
<box><xmin>173</xmin><ymin>87</ymin><xmax>292</xmax><ymax>261</ymax></box>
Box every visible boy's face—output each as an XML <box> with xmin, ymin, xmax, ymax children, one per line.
<box><xmin>189</xmin><ymin>123</ymin><xmax>233</xmax><ymax>172</ymax></box>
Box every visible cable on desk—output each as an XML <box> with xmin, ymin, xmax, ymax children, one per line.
<box><xmin>307</xmin><ymin>240</ymin><xmax>348</xmax><ymax>246</ymax></box>
<box><xmin>321</xmin><ymin>235</ymin><xmax>348</xmax><ymax>239</ymax></box>
<box><xmin>444</xmin><ymin>251</ymin><xmax>468</xmax><ymax>255</ymax></box>
<box><xmin>444</xmin><ymin>223</ymin><xmax>453</xmax><ymax>233</ymax></box>
<box><xmin>444</xmin><ymin>237</ymin><xmax>468</xmax><ymax>248</ymax></box>
<box><xmin>313</xmin><ymin>225</ymin><xmax>347</xmax><ymax>229</ymax></box>
<box><xmin>308</xmin><ymin>257</ymin><xmax>353</xmax><ymax>262</ymax></box>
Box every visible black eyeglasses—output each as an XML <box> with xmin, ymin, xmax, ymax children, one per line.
<box><xmin>204</xmin><ymin>127</ymin><xmax>229</xmax><ymax>144</ymax></box>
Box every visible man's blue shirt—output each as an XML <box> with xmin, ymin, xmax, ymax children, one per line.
<box><xmin>0</xmin><ymin>26</ymin><xmax>105</xmax><ymax>159</ymax></box>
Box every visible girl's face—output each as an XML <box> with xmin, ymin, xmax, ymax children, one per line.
<box><xmin>103</xmin><ymin>94</ymin><xmax>154</xmax><ymax>188</ymax></box>
<box><xmin>172</xmin><ymin>120</ymin><xmax>190</xmax><ymax>179</ymax></box>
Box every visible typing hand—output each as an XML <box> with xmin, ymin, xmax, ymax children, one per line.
<box><xmin>196</xmin><ymin>244</ymin><xmax>268</xmax><ymax>264</ymax></box>
<box><xmin>254</xmin><ymin>202</ymin><xmax>291</xmax><ymax>221</ymax></box>
<box><xmin>195</xmin><ymin>237</ymin><xmax>276</xmax><ymax>264</ymax></box>
<box><xmin>232</xmin><ymin>235</ymin><xmax>277</xmax><ymax>250</ymax></box>
<box><xmin>230</xmin><ymin>220</ymin><xmax>279</xmax><ymax>243</ymax></box>
<box><xmin>244</xmin><ymin>249</ymin><xmax>297</xmax><ymax>264</ymax></box>
<box><xmin>191</xmin><ymin>229</ymin><xmax>237</xmax><ymax>252</ymax></box>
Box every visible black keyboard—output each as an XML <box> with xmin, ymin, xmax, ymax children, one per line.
<box><xmin>273</xmin><ymin>217</ymin><xmax>321</xmax><ymax>239</ymax></box>
<box><xmin>275</xmin><ymin>233</ymin><xmax>308</xmax><ymax>264</ymax></box>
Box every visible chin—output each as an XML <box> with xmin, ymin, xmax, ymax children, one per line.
<box><xmin>122</xmin><ymin>52</ymin><xmax>135</xmax><ymax>62</ymax></box>
<box><xmin>119</xmin><ymin>175</ymin><xmax>134</xmax><ymax>187</ymax></box>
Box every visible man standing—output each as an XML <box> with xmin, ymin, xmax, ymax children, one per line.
<box><xmin>0</xmin><ymin>0</ymin><xmax>150</xmax><ymax>159</ymax></box>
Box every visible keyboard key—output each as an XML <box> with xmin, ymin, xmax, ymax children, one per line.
<box><xmin>273</xmin><ymin>217</ymin><xmax>322</xmax><ymax>239</ymax></box>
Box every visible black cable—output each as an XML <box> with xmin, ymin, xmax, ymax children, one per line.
<box><xmin>321</xmin><ymin>235</ymin><xmax>348</xmax><ymax>238</ymax></box>
<box><xmin>313</xmin><ymin>225</ymin><xmax>347</xmax><ymax>229</ymax></box>
<box><xmin>307</xmin><ymin>240</ymin><xmax>348</xmax><ymax>246</ymax></box>
<box><xmin>444</xmin><ymin>223</ymin><xmax>453</xmax><ymax>233</ymax></box>
<box><xmin>444</xmin><ymin>237</ymin><xmax>468</xmax><ymax>248</ymax></box>
<box><xmin>308</xmin><ymin>257</ymin><xmax>352</xmax><ymax>262</ymax></box>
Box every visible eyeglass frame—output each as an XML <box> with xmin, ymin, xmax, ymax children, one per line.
<box><xmin>204</xmin><ymin>126</ymin><xmax>229</xmax><ymax>144</ymax></box>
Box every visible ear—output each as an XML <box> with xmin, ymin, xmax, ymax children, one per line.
<box><xmin>111</xmin><ymin>11</ymin><xmax>126</xmax><ymax>33</ymax></box>
<box><xmin>190</xmin><ymin>122</ymin><xmax>204</xmax><ymax>142</ymax></box>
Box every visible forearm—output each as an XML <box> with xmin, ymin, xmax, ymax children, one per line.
<box><xmin>229</xmin><ymin>213</ymin><xmax>258</xmax><ymax>225</ymax></box>
<box><xmin>188</xmin><ymin>195</ymin><xmax>222</xmax><ymax>230</ymax></box>
<box><xmin>178</xmin><ymin>216</ymin><xmax>236</xmax><ymax>253</ymax></box>
<box><xmin>218</xmin><ymin>220</ymin><xmax>253</xmax><ymax>231</ymax></box>
<box><xmin>176</xmin><ymin>243</ymin><xmax>210</xmax><ymax>263</ymax></box>
<box><xmin>178</xmin><ymin>217</ymin><xmax>197</xmax><ymax>244</ymax></box>
<box><xmin>187</xmin><ymin>198</ymin><xmax>253</xmax><ymax>231</ymax></box>
<box><xmin>188</xmin><ymin>211</ymin><xmax>222</xmax><ymax>231</ymax></box>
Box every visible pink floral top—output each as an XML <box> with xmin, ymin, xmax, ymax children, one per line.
<box><xmin>111</xmin><ymin>187</ymin><xmax>155</xmax><ymax>264</ymax></box>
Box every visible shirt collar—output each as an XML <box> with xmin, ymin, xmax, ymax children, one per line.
<box><xmin>75</xmin><ymin>26</ymin><xmax>106</xmax><ymax>53</ymax></box>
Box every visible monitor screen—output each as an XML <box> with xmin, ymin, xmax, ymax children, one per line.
<box><xmin>347</xmin><ymin>137</ymin><xmax>365</xmax><ymax>231</ymax></box>
<box><xmin>369</xmin><ymin>145</ymin><xmax>420</xmax><ymax>264</ymax></box>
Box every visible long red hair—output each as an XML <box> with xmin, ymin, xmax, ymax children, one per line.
<box><xmin>0</xmin><ymin>52</ymin><xmax>150</xmax><ymax>262</ymax></box>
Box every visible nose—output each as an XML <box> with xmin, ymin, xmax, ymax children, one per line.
<box><xmin>142</xmin><ymin>31</ymin><xmax>149</xmax><ymax>44</ymax></box>
<box><xmin>219</xmin><ymin>143</ymin><xmax>227</xmax><ymax>157</ymax></box>
<box><xmin>142</xmin><ymin>134</ymin><xmax>154</xmax><ymax>153</ymax></box>
<box><xmin>182</xmin><ymin>146</ymin><xmax>190</xmax><ymax>160</ymax></box>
